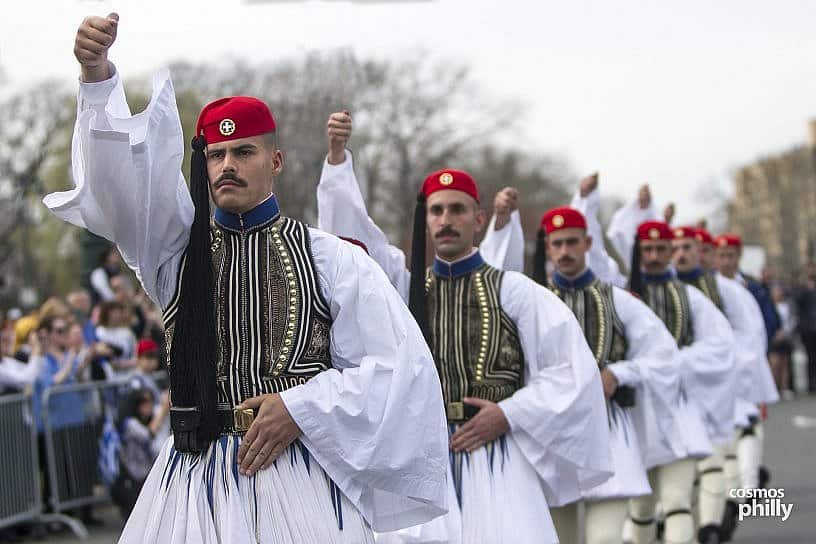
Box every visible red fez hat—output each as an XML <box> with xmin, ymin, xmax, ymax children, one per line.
<box><xmin>420</xmin><ymin>169</ymin><xmax>480</xmax><ymax>203</ymax></box>
<box><xmin>672</xmin><ymin>225</ymin><xmax>697</xmax><ymax>240</ymax></box>
<box><xmin>637</xmin><ymin>220</ymin><xmax>673</xmax><ymax>241</ymax></box>
<box><xmin>196</xmin><ymin>96</ymin><xmax>276</xmax><ymax>145</ymax></box>
<box><xmin>541</xmin><ymin>207</ymin><xmax>587</xmax><ymax>234</ymax></box>
<box><xmin>695</xmin><ymin>228</ymin><xmax>715</xmax><ymax>246</ymax></box>
<box><xmin>137</xmin><ymin>338</ymin><xmax>159</xmax><ymax>357</ymax></box>
<box><xmin>715</xmin><ymin>233</ymin><xmax>743</xmax><ymax>248</ymax></box>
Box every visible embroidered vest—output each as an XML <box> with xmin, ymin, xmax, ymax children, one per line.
<box><xmin>425</xmin><ymin>264</ymin><xmax>525</xmax><ymax>408</ymax></box>
<box><xmin>163</xmin><ymin>216</ymin><xmax>332</xmax><ymax>408</ymax></box>
<box><xmin>551</xmin><ymin>279</ymin><xmax>628</xmax><ymax>368</ymax></box>
<box><xmin>644</xmin><ymin>279</ymin><xmax>694</xmax><ymax>348</ymax></box>
<box><xmin>682</xmin><ymin>272</ymin><xmax>723</xmax><ymax>312</ymax></box>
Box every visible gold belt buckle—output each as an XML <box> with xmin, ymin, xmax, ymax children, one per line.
<box><xmin>233</xmin><ymin>408</ymin><xmax>255</xmax><ymax>432</ymax></box>
<box><xmin>446</xmin><ymin>402</ymin><xmax>464</xmax><ymax>421</ymax></box>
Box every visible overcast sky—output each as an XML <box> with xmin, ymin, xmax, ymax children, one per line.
<box><xmin>2</xmin><ymin>0</ymin><xmax>815</xmax><ymax>225</ymax></box>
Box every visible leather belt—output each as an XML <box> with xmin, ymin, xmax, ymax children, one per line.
<box><xmin>217</xmin><ymin>407</ymin><xmax>256</xmax><ymax>434</ymax></box>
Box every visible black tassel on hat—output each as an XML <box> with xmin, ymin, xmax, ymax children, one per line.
<box><xmin>169</xmin><ymin>134</ymin><xmax>220</xmax><ymax>446</ymax></box>
<box><xmin>408</xmin><ymin>193</ymin><xmax>429</xmax><ymax>342</ymax></box>
<box><xmin>627</xmin><ymin>237</ymin><xmax>646</xmax><ymax>299</ymax></box>
<box><xmin>532</xmin><ymin>229</ymin><xmax>549</xmax><ymax>286</ymax></box>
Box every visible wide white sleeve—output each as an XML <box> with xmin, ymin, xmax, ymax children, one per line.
<box><xmin>42</xmin><ymin>69</ymin><xmax>191</xmax><ymax>308</ymax></box>
<box><xmin>479</xmin><ymin>211</ymin><xmax>525</xmax><ymax>273</ymax></box>
<box><xmin>279</xmin><ymin>230</ymin><xmax>447</xmax><ymax>532</ymax></box>
<box><xmin>715</xmin><ymin>275</ymin><xmax>775</xmax><ymax>406</ymax></box>
<box><xmin>681</xmin><ymin>286</ymin><xmax>737</xmax><ymax>444</ymax></box>
<box><xmin>571</xmin><ymin>191</ymin><xmax>627</xmax><ymax>287</ymax></box>
<box><xmin>730</xmin><ymin>279</ymin><xmax>780</xmax><ymax>405</ymax></box>
<box><xmin>496</xmin><ymin>272</ymin><xmax>613</xmax><ymax>507</ymax></box>
<box><xmin>606</xmin><ymin>198</ymin><xmax>658</xmax><ymax>269</ymax></box>
<box><xmin>608</xmin><ymin>287</ymin><xmax>678</xmax><ymax>389</ymax></box>
<box><xmin>610</xmin><ymin>287</ymin><xmax>682</xmax><ymax>464</ymax></box>
<box><xmin>316</xmin><ymin>151</ymin><xmax>411</xmax><ymax>301</ymax></box>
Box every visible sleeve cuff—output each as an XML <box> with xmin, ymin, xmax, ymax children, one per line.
<box><xmin>78</xmin><ymin>67</ymin><xmax>119</xmax><ymax>107</ymax></box>
<box><xmin>607</xmin><ymin>363</ymin><xmax>637</xmax><ymax>387</ymax></box>
<box><xmin>279</xmin><ymin>383</ymin><xmax>318</xmax><ymax>435</ymax></box>
<box><xmin>497</xmin><ymin>397</ymin><xmax>519</xmax><ymax>432</ymax></box>
<box><xmin>323</xmin><ymin>149</ymin><xmax>354</xmax><ymax>173</ymax></box>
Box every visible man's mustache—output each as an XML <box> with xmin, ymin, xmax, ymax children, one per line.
<box><xmin>645</xmin><ymin>260</ymin><xmax>662</xmax><ymax>268</ymax></box>
<box><xmin>557</xmin><ymin>256</ymin><xmax>575</xmax><ymax>266</ymax></box>
<box><xmin>214</xmin><ymin>173</ymin><xmax>248</xmax><ymax>188</ymax></box>
<box><xmin>435</xmin><ymin>227</ymin><xmax>460</xmax><ymax>239</ymax></box>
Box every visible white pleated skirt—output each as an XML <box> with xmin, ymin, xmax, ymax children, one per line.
<box><xmin>377</xmin><ymin>429</ymin><xmax>557</xmax><ymax>544</ymax></box>
<box><xmin>583</xmin><ymin>403</ymin><xmax>651</xmax><ymax>501</ymax></box>
<box><xmin>119</xmin><ymin>435</ymin><xmax>374</xmax><ymax>544</ymax></box>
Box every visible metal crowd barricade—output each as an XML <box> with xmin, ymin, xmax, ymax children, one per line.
<box><xmin>41</xmin><ymin>378</ymin><xmax>134</xmax><ymax>538</ymax></box>
<box><xmin>0</xmin><ymin>392</ymin><xmax>41</xmax><ymax>530</ymax></box>
<box><xmin>0</xmin><ymin>372</ymin><xmax>169</xmax><ymax>537</ymax></box>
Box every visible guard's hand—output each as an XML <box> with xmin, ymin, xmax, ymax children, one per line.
<box><xmin>74</xmin><ymin>13</ymin><xmax>119</xmax><ymax>82</ymax></box>
<box><xmin>579</xmin><ymin>172</ymin><xmax>599</xmax><ymax>197</ymax></box>
<box><xmin>663</xmin><ymin>203</ymin><xmax>676</xmax><ymax>225</ymax></box>
<box><xmin>236</xmin><ymin>394</ymin><xmax>301</xmax><ymax>476</ymax></box>
<box><xmin>493</xmin><ymin>187</ymin><xmax>519</xmax><ymax>230</ymax></box>
<box><xmin>637</xmin><ymin>184</ymin><xmax>651</xmax><ymax>210</ymax></box>
<box><xmin>449</xmin><ymin>397</ymin><xmax>510</xmax><ymax>453</ymax></box>
<box><xmin>600</xmin><ymin>367</ymin><xmax>619</xmax><ymax>399</ymax></box>
<box><xmin>327</xmin><ymin>111</ymin><xmax>352</xmax><ymax>165</ymax></box>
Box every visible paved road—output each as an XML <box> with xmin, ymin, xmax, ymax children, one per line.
<box><xmin>15</xmin><ymin>396</ymin><xmax>816</xmax><ymax>543</ymax></box>
<box><xmin>727</xmin><ymin>394</ymin><xmax>816</xmax><ymax>543</ymax></box>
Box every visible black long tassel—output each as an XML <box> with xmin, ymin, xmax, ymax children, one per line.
<box><xmin>408</xmin><ymin>194</ymin><xmax>429</xmax><ymax>342</ymax></box>
<box><xmin>627</xmin><ymin>237</ymin><xmax>646</xmax><ymax>299</ymax></box>
<box><xmin>169</xmin><ymin>135</ymin><xmax>220</xmax><ymax>443</ymax></box>
<box><xmin>532</xmin><ymin>229</ymin><xmax>549</xmax><ymax>286</ymax></box>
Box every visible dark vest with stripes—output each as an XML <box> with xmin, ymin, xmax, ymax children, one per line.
<box><xmin>642</xmin><ymin>273</ymin><xmax>694</xmax><ymax>348</ymax></box>
<box><xmin>425</xmin><ymin>253</ymin><xmax>525</xmax><ymax>412</ymax></box>
<box><xmin>163</xmin><ymin>197</ymin><xmax>332</xmax><ymax>408</ymax></box>
<box><xmin>678</xmin><ymin>269</ymin><xmax>723</xmax><ymax>312</ymax></box>
<box><xmin>549</xmin><ymin>270</ymin><xmax>628</xmax><ymax>368</ymax></box>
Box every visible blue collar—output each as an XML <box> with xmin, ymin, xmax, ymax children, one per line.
<box><xmin>552</xmin><ymin>268</ymin><xmax>596</xmax><ymax>290</ymax></box>
<box><xmin>642</xmin><ymin>269</ymin><xmax>674</xmax><ymax>284</ymax></box>
<box><xmin>214</xmin><ymin>194</ymin><xmax>281</xmax><ymax>233</ymax></box>
<box><xmin>433</xmin><ymin>251</ymin><xmax>485</xmax><ymax>279</ymax></box>
<box><xmin>676</xmin><ymin>267</ymin><xmax>703</xmax><ymax>282</ymax></box>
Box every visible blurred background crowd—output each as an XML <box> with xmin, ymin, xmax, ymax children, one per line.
<box><xmin>0</xmin><ymin>245</ymin><xmax>170</xmax><ymax>540</ymax></box>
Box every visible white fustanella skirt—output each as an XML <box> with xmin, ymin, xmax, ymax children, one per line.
<box><xmin>119</xmin><ymin>435</ymin><xmax>374</xmax><ymax>544</ymax></box>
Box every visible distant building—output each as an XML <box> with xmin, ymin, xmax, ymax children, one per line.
<box><xmin>729</xmin><ymin>121</ymin><xmax>816</xmax><ymax>275</ymax></box>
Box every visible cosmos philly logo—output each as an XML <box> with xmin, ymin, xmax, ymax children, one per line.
<box><xmin>729</xmin><ymin>487</ymin><xmax>793</xmax><ymax>522</ymax></box>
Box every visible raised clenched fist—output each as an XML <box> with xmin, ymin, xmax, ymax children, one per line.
<box><xmin>579</xmin><ymin>172</ymin><xmax>599</xmax><ymax>197</ymax></box>
<box><xmin>326</xmin><ymin>111</ymin><xmax>352</xmax><ymax>165</ymax></box>
<box><xmin>493</xmin><ymin>187</ymin><xmax>519</xmax><ymax>230</ymax></box>
<box><xmin>74</xmin><ymin>13</ymin><xmax>119</xmax><ymax>82</ymax></box>
<box><xmin>637</xmin><ymin>184</ymin><xmax>651</xmax><ymax>210</ymax></box>
<box><xmin>663</xmin><ymin>203</ymin><xmax>676</xmax><ymax>225</ymax></box>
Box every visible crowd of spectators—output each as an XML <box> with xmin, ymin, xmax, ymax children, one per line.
<box><xmin>0</xmin><ymin>248</ymin><xmax>169</xmax><ymax>539</ymax></box>
<box><xmin>761</xmin><ymin>264</ymin><xmax>816</xmax><ymax>398</ymax></box>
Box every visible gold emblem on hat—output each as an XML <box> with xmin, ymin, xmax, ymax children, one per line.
<box><xmin>439</xmin><ymin>173</ymin><xmax>454</xmax><ymax>186</ymax></box>
<box><xmin>695</xmin><ymin>234</ymin><xmax>703</xmax><ymax>242</ymax></box>
<box><xmin>219</xmin><ymin>118</ymin><xmax>236</xmax><ymax>136</ymax></box>
<box><xmin>674</xmin><ymin>228</ymin><xmax>684</xmax><ymax>238</ymax></box>
<box><xmin>552</xmin><ymin>214</ymin><xmax>565</xmax><ymax>228</ymax></box>
<box><xmin>648</xmin><ymin>228</ymin><xmax>660</xmax><ymax>239</ymax></box>
<box><xmin>719</xmin><ymin>238</ymin><xmax>728</xmax><ymax>247</ymax></box>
